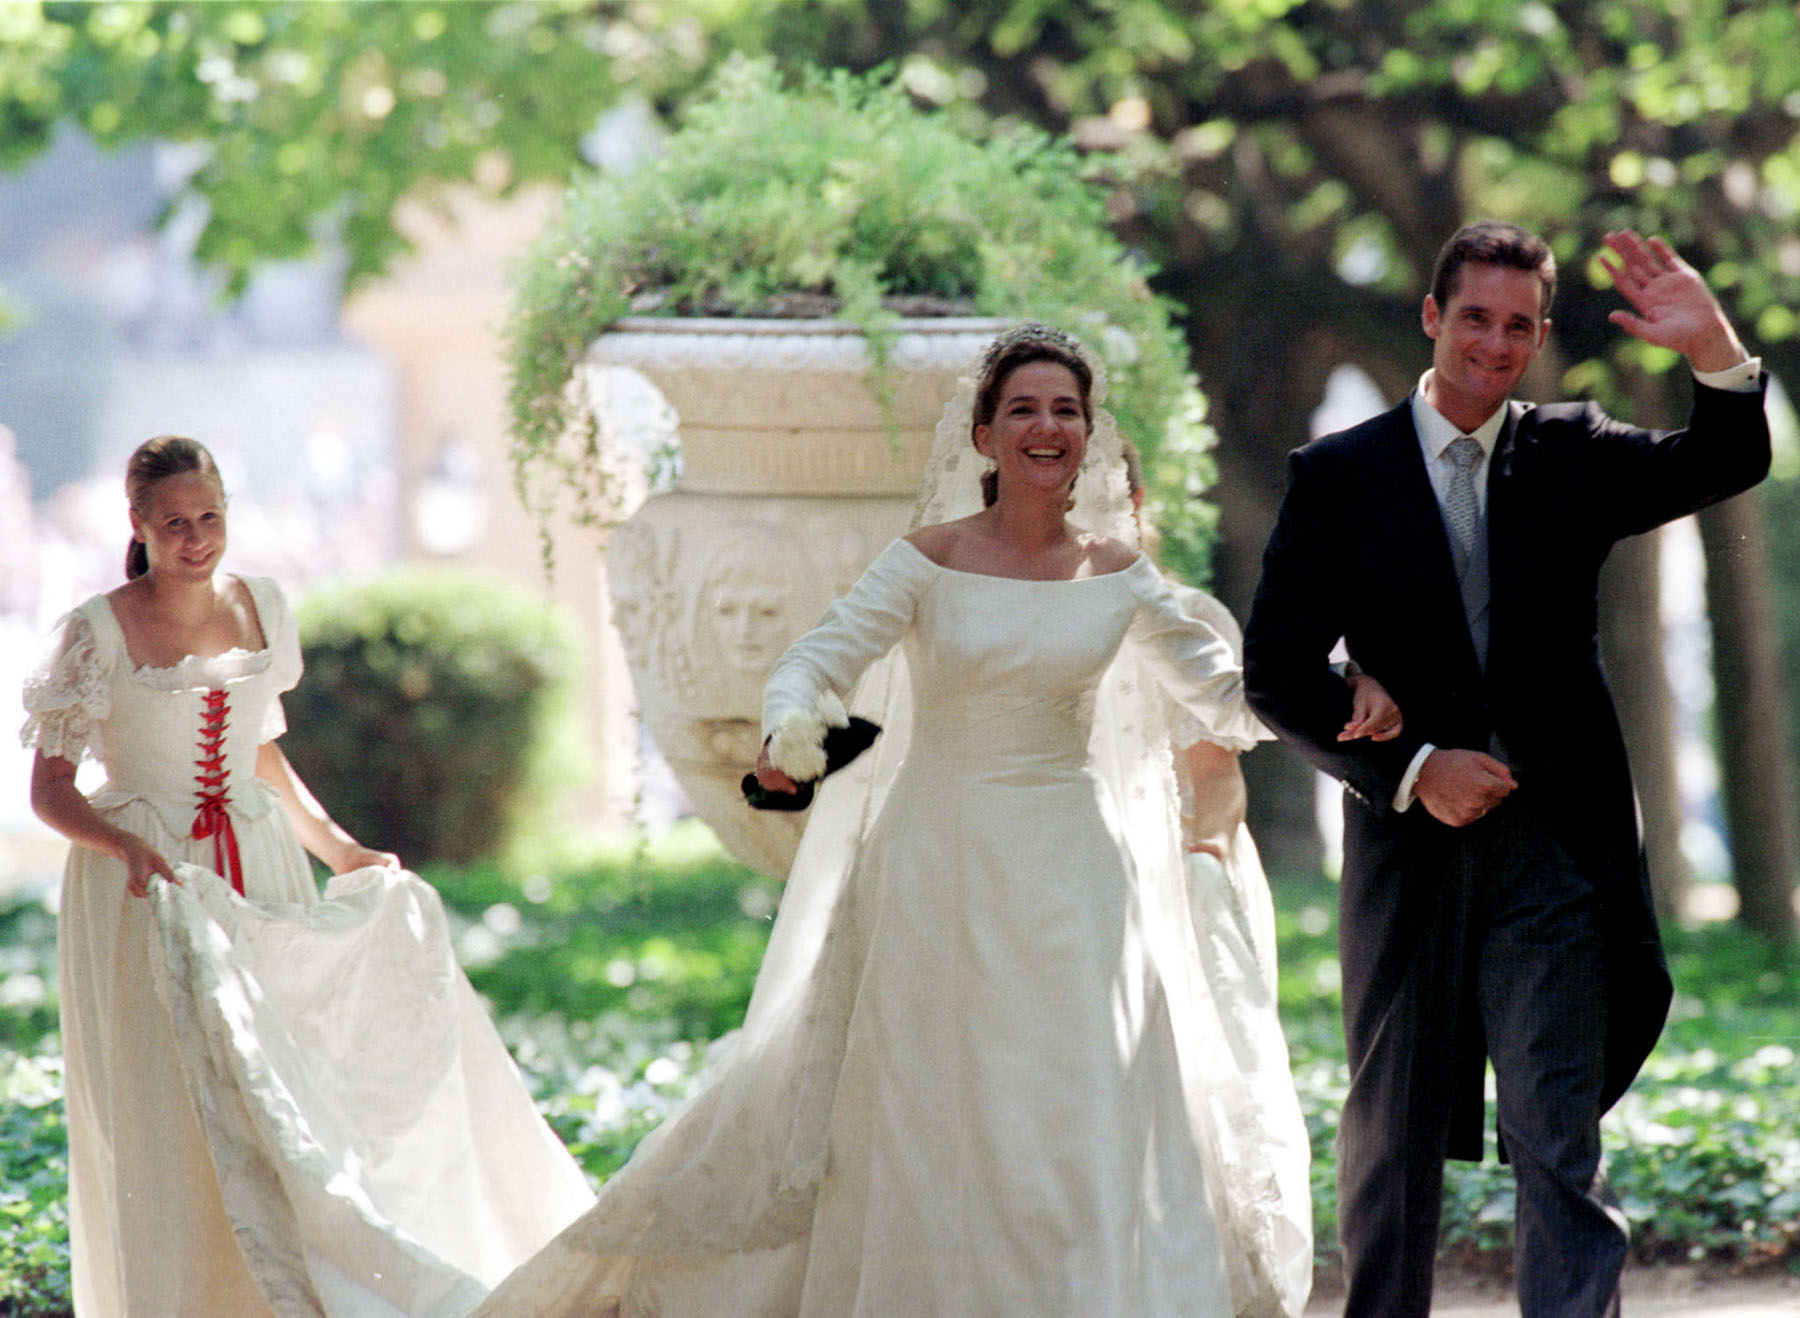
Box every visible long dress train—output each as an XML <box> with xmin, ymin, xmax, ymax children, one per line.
<box><xmin>22</xmin><ymin>576</ymin><xmax>593</xmax><ymax>1316</ymax></box>
<box><xmin>476</xmin><ymin>536</ymin><xmax>1310</xmax><ymax>1316</ymax></box>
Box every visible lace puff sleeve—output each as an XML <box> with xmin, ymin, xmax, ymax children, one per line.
<box><xmin>20</xmin><ymin>606</ymin><xmax>114</xmax><ymax>765</ymax></box>
<box><xmin>1126</xmin><ymin>560</ymin><xmax>1270</xmax><ymax>753</ymax></box>
<box><xmin>250</xmin><ymin>577</ymin><xmax>303</xmax><ymax>743</ymax></box>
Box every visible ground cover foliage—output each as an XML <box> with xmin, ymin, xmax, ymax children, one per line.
<box><xmin>1</xmin><ymin>830</ymin><xmax>1796</xmax><ymax>1311</ymax></box>
<box><xmin>1270</xmin><ymin>872</ymin><xmax>1800</xmax><ymax>1277</ymax></box>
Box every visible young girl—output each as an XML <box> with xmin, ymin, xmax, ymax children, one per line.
<box><xmin>25</xmin><ymin>435</ymin><xmax>590</xmax><ymax>1315</ymax></box>
<box><xmin>25</xmin><ymin>437</ymin><xmax>387</xmax><ymax>1312</ymax></box>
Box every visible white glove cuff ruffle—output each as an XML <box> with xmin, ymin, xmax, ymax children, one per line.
<box><xmin>767</xmin><ymin>692</ymin><xmax>850</xmax><ymax>782</ymax></box>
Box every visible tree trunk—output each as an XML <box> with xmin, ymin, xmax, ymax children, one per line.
<box><xmin>1182</xmin><ymin>267</ymin><xmax>1345</xmax><ymax>879</ymax></box>
<box><xmin>1210</xmin><ymin>403</ymin><xmax>1327</xmax><ymax>879</ymax></box>
<box><xmin>1598</xmin><ymin>530</ymin><xmax>1690</xmax><ymax>919</ymax></box>
<box><xmin>1697</xmin><ymin>492</ymin><xmax>1799</xmax><ymax>941</ymax></box>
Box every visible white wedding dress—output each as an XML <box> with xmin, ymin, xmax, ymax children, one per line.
<box><xmin>475</xmin><ymin>371</ymin><xmax>1312</xmax><ymax>1316</ymax></box>
<box><xmin>21</xmin><ymin>577</ymin><xmax>593</xmax><ymax>1317</ymax></box>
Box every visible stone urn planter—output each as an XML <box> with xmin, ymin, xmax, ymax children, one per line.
<box><xmin>588</xmin><ymin>316</ymin><xmax>1009</xmax><ymax>877</ymax></box>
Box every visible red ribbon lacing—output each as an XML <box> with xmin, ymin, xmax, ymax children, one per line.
<box><xmin>192</xmin><ymin>688</ymin><xmax>243</xmax><ymax>895</ymax></box>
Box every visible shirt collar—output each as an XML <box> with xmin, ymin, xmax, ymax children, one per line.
<box><xmin>1412</xmin><ymin>370</ymin><xmax>1507</xmax><ymax>461</ymax></box>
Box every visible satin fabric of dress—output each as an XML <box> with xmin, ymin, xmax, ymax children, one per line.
<box><xmin>475</xmin><ymin>540</ymin><xmax>1307</xmax><ymax>1317</ymax></box>
<box><xmin>148</xmin><ymin>863</ymin><xmax>595</xmax><ymax>1316</ymax></box>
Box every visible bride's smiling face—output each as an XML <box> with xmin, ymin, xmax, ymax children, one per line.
<box><xmin>974</xmin><ymin>361</ymin><xmax>1090</xmax><ymax>501</ymax></box>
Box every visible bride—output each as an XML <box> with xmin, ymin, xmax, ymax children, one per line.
<box><xmin>477</xmin><ymin>324</ymin><xmax>1398</xmax><ymax>1316</ymax></box>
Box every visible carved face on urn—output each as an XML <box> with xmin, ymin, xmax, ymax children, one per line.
<box><xmin>694</xmin><ymin>534</ymin><xmax>800</xmax><ymax>708</ymax></box>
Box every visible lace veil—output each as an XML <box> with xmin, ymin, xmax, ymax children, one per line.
<box><xmin>907</xmin><ymin>326</ymin><xmax>1136</xmax><ymax>543</ymax></box>
<box><xmin>476</xmin><ymin>326</ymin><xmax>1309</xmax><ymax>1317</ymax></box>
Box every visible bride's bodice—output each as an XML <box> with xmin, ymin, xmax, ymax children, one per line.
<box><xmin>762</xmin><ymin>539</ymin><xmax>1266</xmax><ymax>786</ymax></box>
<box><xmin>903</xmin><ymin>569</ymin><xmax>1138</xmax><ymax>778</ymax></box>
<box><xmin>21</xmin><ymin>577</ymin><xmax>303</xmax><ymax>846</ymax></box>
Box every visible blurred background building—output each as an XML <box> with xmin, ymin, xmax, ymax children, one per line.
<box><xmin>0</xmin><ymin>124</ymin><xmax>646</xmax><ymax>895</ymax></box>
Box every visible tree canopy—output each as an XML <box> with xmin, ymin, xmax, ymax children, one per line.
<box><xmin>8</xmin><ymin>1</ymin><xmax>1797</xmax><ymax>372</ymax></box>
<box><xmin>1</xmin><ymin>1</ymin><xmax>708</xmax><ymax>291</ymax></box>
<box><xmin>702</xmin><ymin>0</ymin><xmax>1800</xmax><ymax>378</ymax></box>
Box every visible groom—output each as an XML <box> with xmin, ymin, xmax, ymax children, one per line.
<box><xmin>1242</xmin><ymin>222</ymin><xmax>1769</xmax><ymax>1316</ymax></box>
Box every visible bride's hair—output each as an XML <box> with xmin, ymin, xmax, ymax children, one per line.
<box><xmin>124</xmin><ymin>435</ymin><xmax>224</xmax><ymax>580</ymax></box>
<box><xmin>970</xmin><ymin>323</ymin><xmax>1095</xmax><ymax>508</ymax></box>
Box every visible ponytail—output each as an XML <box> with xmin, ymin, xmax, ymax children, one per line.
<box><xmin>125</xmin><ymin>538</ymin><xmax>148</xmax><ymax>580</ymax></box>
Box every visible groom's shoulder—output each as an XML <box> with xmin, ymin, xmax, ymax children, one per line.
<box><xmin>1510</xmin><ymin>398</ymin><xmax>1619</xmax><ymax>452</ymax></box>
<box><xmin>1518</xmin><ymin>397</ymin><xmax>1609</xmax><ymax>430</ymax></box>
<box><xmin>1295</xmin><ymin>400</ymin><xmax>1412</xmax><ymax>465</ymax></box>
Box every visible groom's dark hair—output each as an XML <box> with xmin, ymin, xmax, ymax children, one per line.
<box><xmin>1430</xmin><ymin>220</ymin><xmax>1557</xmax><ymax>318</ymax></box>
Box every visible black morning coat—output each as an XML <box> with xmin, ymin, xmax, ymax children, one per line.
<box><xmin>1242</xmin><ymin>379</ymin><xmax>1771</xmax><ymax>1160</ymax></box>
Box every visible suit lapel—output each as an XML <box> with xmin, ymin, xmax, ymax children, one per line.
<box><xmin>1484</xmin><ymin>401</ymin><xmax>1528</xmax><ymax>677</ymax></box>
<box><xmin>1369</xmin><ymin>399</ymin><xmax>1485</xmax><ymax>681</ymax></box>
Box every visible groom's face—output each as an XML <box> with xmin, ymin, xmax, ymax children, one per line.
<box><xmin>1421</xmin><ymin>262</ymin><xmax>1551</xmax><ymax>428</ymax></box>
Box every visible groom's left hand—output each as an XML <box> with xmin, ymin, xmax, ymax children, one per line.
<box><xmin>1414</xmin><ymin>748</ymin><xmax>1517</xmax><ymax>827</ymax></box>
<box><xmin>1600</xmin><ymin>230</ymin><xmax>1748</xmax><ymax>373</ymax></box>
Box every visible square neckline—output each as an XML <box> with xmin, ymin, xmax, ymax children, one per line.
<box><xmin>98</xmin><ymin>574</ymin><xmax>273</xmax><ymax>679</ymax></box>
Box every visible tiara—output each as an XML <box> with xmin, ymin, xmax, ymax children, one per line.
<box><xmin>975</xmin><ymin>321</ymin><xmax>1092</xmax><ymax>382</ymax></box>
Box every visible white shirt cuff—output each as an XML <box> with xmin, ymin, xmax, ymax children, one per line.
<box><xmin>1394</xmin><ymin>743</ymin><xmax>1436</xmax><ymax>811</ymax></box>
<box><xmin>1692</xmin><ymin>357</ymin><xmax>1761</xmax><ymax>392</ymax></box>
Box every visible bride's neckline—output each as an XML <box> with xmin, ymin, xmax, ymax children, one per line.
<box><xmin>894</xmin><ymin>537</ymin><xmax>1145</xmax><ymax>583</ymax></box>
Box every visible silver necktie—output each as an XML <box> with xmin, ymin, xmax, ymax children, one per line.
<box><xmin>1444</xmin><ymin>435</ymin><xmax>1483</xmax><ymax>577</ymax></box>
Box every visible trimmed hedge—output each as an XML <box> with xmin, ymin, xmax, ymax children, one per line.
<box><xmin>281</xmin><ymin>568</ymin><xmax>584</xmax><ymax>867</ymax></box>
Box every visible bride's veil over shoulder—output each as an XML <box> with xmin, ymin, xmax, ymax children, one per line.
<box><xmin>475</xmin><ymin>330</ymin><xmax>1309</xmax><ymax>1318</ymax></box>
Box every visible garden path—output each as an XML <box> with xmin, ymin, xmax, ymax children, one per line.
<box><xmin>1304</xmin><ymin>1264</ymin><xmax>1800</xmax><ymax>1315</ymax></box>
